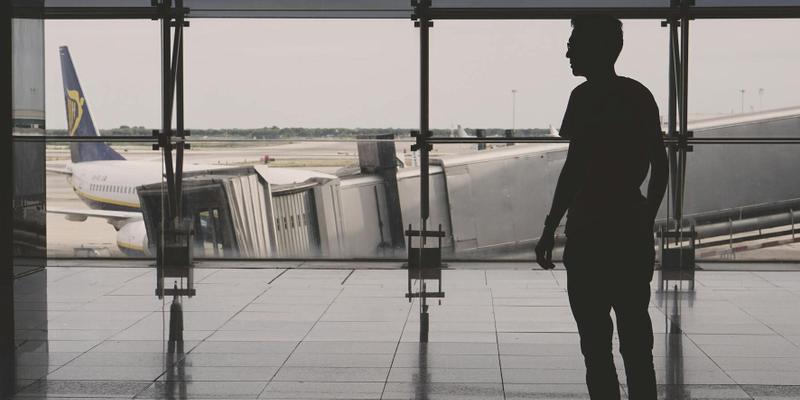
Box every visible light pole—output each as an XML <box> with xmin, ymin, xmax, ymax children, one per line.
<box><xmin>740</xmin><ymin>89</ymin><xmax>746</xmax><ymax>113</ymax></box>
<box><xmin>511</xmin><ymin>89</ymin><xmax>517</xmax><ymax>131</ymax></box>
<box><xmin>758</xmin><ymin>88</ymin><xmax>764</xmax><ymax>110</ymax></box>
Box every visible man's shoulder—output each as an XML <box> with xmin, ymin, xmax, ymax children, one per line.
<box><xmin>570</xmin><ymin>77</ymin><xmax>653</xmax><ymax>97</ymax></box>
<box><xmin>618</xmin><ymin>76</ymin><xmax>655</xmax><ymax>99</ymax></box>
<box><xmin>571</xmin><ymin>81</ymin><xmax>592</xmax><ymax>95</ymax></box>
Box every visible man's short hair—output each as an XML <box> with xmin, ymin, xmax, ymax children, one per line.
<box><xmin>570</xmin><ymin>15</ymin><xmax>624</xmax><ymax>62</ymax></box>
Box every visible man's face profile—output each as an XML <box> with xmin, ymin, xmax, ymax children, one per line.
<box><xmin>565</xmin><ymin>25</ymin><xmax>618</xmax><ymax>78</ymax></box>
<box><xmin>566</xmin><ymin>32</ymin><xmax>586</xmax><ymax>77</ymax></box>
<box><xmin>566</xmin><ymin>31</ymin><xmax>601</xmax><ymax>78</ymax></box>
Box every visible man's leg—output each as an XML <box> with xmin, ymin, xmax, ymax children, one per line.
<box><xmin>613</xmin><ymin>281</ymin><xmax>657</xmax><ymax>400</ymax></box>
<box><xmin>567</xmin><ymin>268</ymin><xmax>621</xmax><ymax>400</ymax></box>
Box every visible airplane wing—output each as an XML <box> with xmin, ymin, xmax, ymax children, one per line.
<box><xmin>46</xmin><ymin>167</ymin><xmax>72</xmax><ymax>175</ymax></box>
<box><xmin>47</xmin><ymin>207</ymin><xmax>141</xmax><ymax>230</ymax></box>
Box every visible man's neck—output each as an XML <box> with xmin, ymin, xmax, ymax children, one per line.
<box><xmin>585</xmin><ymin>68</ymin><xmax>618</xmax><ymax>82</ymax></box>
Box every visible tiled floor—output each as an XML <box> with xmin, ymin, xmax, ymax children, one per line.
<box><xmin>9</xmin><ymin>263</ymin><xmax>800</xmax><ymax>399</ymax></box>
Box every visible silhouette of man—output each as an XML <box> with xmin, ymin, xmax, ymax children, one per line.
<box><xmin>535</xmin><ymin>16</ymin><xmax>668</xmax><ymax>400</ymax></box>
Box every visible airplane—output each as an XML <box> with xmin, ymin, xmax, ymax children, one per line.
<box><xmin>548</xmin><ymin>124</ymin><xmax>560</xmax><ymax>137</ymax></box>
<box><xmin>451</xmin><ymin>124</ymin><xmax>561</xmax><ymax>139</ymax></box>
<box><xmin>452</xmin><ymin>124</ymin><xmax>471</xmax><ymax>138</ymax></box>
<box><xmin>48</xmin><ymin>46</ymin><xmax>326</xmax><ymax>256</ymax></box>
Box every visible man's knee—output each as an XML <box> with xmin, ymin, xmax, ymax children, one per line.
<box><xmin>580</xmin><ymin>338</ymin><xmax>614</xmax><ymax>361</ymax></box>
<box><xmin>618</xmin><ymin>338</ymin><xmax>654</xmax><ymax>365</ymax></box>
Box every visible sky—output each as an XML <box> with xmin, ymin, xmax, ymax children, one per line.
<box><xmin>44</xmin><ymin>18</ymin><xmax>800</xmax><ymax>130</ymax></box>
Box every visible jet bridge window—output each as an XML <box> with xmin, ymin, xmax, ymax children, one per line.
<box><xmin>196</xmin><ymin>209</ymin><xmax>224</xmax><ymax>257</ymax></box>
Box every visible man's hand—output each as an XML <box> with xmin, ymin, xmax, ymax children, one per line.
<box><xmin>535</xmin><ymin>228</ymin><xmax>556</xmax><ymax>270</ymax></box>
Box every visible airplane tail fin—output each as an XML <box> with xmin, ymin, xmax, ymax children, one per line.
<box><xmin>455</xmin><ymin>124</ymin><xmax>472</xmax><ymax>138</ymax></box>
<box><xmin>60</xmin><ymin>46</ymin><xmax>125</xmax><ymax>163</ymax></box>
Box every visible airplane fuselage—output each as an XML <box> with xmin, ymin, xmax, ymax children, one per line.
<box><xmin>66</xmin><ymin>160</ymin><xmax>226</xmax><ymax>255</ymax></box>
<box><xmin>68</xmin><ymin>160</ymin><xmax>224</xmax><ymax>212</ymax></box>
<box><xmin>68</xmin><ymin>160</ymin><xmax>155</xmax><ymax>212</ymax></box>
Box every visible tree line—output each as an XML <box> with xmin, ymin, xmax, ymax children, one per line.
<box><xmin>47</xmin><ymin>125</ymin><xmax>551</xmax><ymax>139</ymax></box>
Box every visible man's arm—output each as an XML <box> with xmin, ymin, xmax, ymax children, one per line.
<box><xmin>535</xmin><ymin>139</ymin><xmax>584</xmax><ymax>269</ymax></box>
<box><xmin>543</xmin><ymin>88</ymin><xmax>584</xmax><ymax>231</ymax></box>
<box><xmin>544</xmin><ymin>142</ymin><xmax>584</xmax><ymax>231</ymax></box>
<box><xmin>646</xmin><ymin>119</ymin><xmax>669</xmax><ymax>223</ymax></box>
<box><xmin>536</xmin><ymin>88</ymin><xmax>584</xmax><ymax>269</ymax></box>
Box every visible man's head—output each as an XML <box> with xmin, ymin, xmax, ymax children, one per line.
<box><xmin>566</xmin><ymin>15</ymin><xmax>623</xmax><ymax>78</ymax></box>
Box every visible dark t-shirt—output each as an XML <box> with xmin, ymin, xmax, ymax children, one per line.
<box><xmin>559</xmin><ymin>76</ymin><xmax>662</xmax><ymax>237</ymax></box>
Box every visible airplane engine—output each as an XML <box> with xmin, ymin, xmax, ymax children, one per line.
<box><xmin>117</xmin><ymin>219</ymin><xmax>149</xmax><ymax>256</ymax></box>
<box><xmin>64</xmin><ymin>214</ymin><xmax>88</xmax><ymax>222</ymax></box>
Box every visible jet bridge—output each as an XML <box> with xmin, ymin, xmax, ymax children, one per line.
<box><xmin>139</xmin><ymin>167</ymin><xmax>273</xmax><ymax>259</ymax></box>
<box><xmin>138</xmin><ymin>166</ymin><xmax>337</xmax><ymax>260</ymax></box>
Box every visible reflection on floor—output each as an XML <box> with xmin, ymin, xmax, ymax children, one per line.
<box><xmin>10</xmin><ymin>264</ymin><xmax>800</xmax><ymax>399</ymax></box>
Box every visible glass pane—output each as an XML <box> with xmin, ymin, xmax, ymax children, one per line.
<box><xmin>43</xmin><ymin>20</ymin><xmax>159</xmax><ymax>137</ymax></box>
<box><xmin>178</xmin><ymin>19</ymin><xmax>417</xmax><ymax>259</ymax></box>
<box><xmin>13</xmin><ymin>19</ymin><xmax>47</xmax><ymax>276</ymax></box>
<box><xmin>13</xmin><ymin>19</ymin><xmax>44</xmax><ymax>138</ymax></box>
<box><xmin>46</xmin><ymin>140</ymin><xmax>161</xmax><ymax>257</ymax></box>
<box><xmin>43</xmin><ymin>20</ymin><xmax>160</xmax><ymax>259</ymax></box>
<box><xmin>424</xmin><ymin>142</ymin><xmax>564</xmax><ymax>261</ymax></box>
<box><xmin>682</xmin><ymin>18</ymin><xmax>800</xmax><ymax>263</ymax></box>
<box><xmin>423</xmin><ymin>20</ymin><xmax>668</xmax><ymax>261</ymax></box>
<box><xmin>184</xmin><ymin>19</ymin><xmax>415</xmax><ymax>131</ymax></box>
<box><xmin>689</xmin><ymin>19</ymin><xmax>800</xmax><ymax>122</ymax></box>
<box><xmin>10</xmin><ymin>17</ymin><xmax>48</xmax><ymax>397</ymax></box>
<box><xmin>430</xmin><ymin>20</ymin><xmax>668</xmax><ymax>139</ymax></box>
<box><xmin>683</xmin><ymin>142</ymin><xmax>800</xmax><ymax>262</ymax></box>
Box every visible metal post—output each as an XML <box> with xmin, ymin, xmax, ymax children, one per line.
<box><xmin>667</xmin><ymin>16</ymin><xmax>680</xmax><ymax>228</ymax></box>
<box><xmin>678</xmin><ymin>0</ymin><xmax>690</xmax><ymax>229</ymax></box>
<box><xmin>419</xmin><ymin>0</ymin><xmax>430</xmax><ymax>344</ymax></box>
<box><xmin>511</xmin><ymin>89</ymin><xmax>517</xmax><ymax>131</ymax></box>
<box><xmin>1</xmin><ymin>0</ymin><xmax>15</xmax><ymax>395</ymax></box>
<box><xmin>728</xmin><ymin>217</ymin><xmax>734</xmax><ymax>254</ymax></box>
<box><xmin>414</xmin><ymin>0</ymin><xmax>432</xmax><ymax>344</ymax></box>
<box><xmin>174</xmin><ymin>0</ymin><xmax>185</xmax><ymax>219</ymax></box>
<box><xmin>740</xmin><ymin>89</ymin><xmax>746</xmax><ymax>113</ymax></box>
<box><xmin>419</xmin><ymin>4</ymin><xmax>430</xmax><ymax>224</ymax></box>
<box><xmin>160</xmin><ymin>0</ymin><xmax>176</xmax><ymax>223</ymax></box>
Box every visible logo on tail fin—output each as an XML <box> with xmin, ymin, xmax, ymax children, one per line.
<box><xmin>66</xmin><ymin>90</ymin><xmax>85</xmax><ymax>136</ymax></box>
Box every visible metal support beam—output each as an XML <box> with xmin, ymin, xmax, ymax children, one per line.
<box><xmin>175</xmin><ymin>2</ymin><xmax>186</xmax><ymax>219</ymax></box>
<box><xmin>426</xmin><ymin>136</ymin><xmax>800</xmax><ymax>145</ymax></box>
<box><xmin>676</xmin><ymin>0</ymin><xmax>691</xmax><ymax>229</ymax></box>
<box><xmin>1</xmin><ymin>0</ymin><xmax>15</xmax><ymax>396</ymax></box>
<box><xmin>660</xmin><ymin>0</ymin><xmax>693</xmax><ymax>241</ymax></box>
<box><xmin>153</xmin><ymin>0</ymin><xmax>193</xmax><ymax>299</ymax></box>
<box><xmin>12</xmin><ymin>4</ymin><xmax>800</xmax><ymax>20</ymax></box>
<box><xmin>413</xmin><ymin>0</ymin><xmax>433</xmax><ymax>344</ymax></box>
<box><xmin>155</xmin><ymin>0</ymin><xmax>189</xmax><ymax>225</ymax></box>
<box><xmin>423</xmin><ymin>6</ymin><xmax>800</xmax><ymax>21</ymax></box>
<box><xmin>160</xmin><ymin>0</ymin><xmax>176</xmax><ymax>223</ymax></box>
<box><xmin>666</xmin><ymin>16</ymin><xmax>680</xmax><ymax>227</ymax></box>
